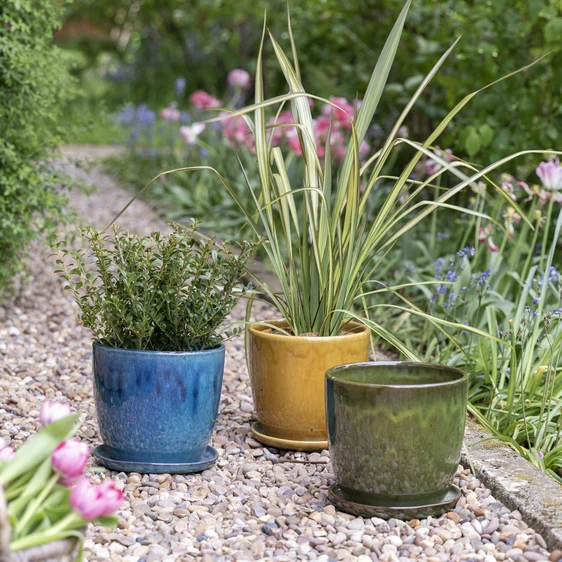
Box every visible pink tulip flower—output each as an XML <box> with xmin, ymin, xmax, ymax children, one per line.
<box><xmin>536</xmin><ymin>157</ymin><xmax>562</xmax><ymax>191</ymax></box>
<box><xmin>70</xmin><ymin>478</ymin><xmax>123</xmax><ymax>520</ymax></box>
<box><xmin>0</xmin><ymin>439</ymin><xmax>14</xmax><ymax>461</ymax></box>
<box><xmin>228</xmin><ymin>69</ymin><xmax>251</xmax><ymax>90</ymax></box>
<box><xmin>190</xmin><ymin>90</ymin><xmax>222</xmax><ymax>110</ymax></box>
<box><xmin>98</xmin><ymin>480</ymin><xmax>124</xmax><ymax>516</ymax></box>
<box><xmin>160</xmin><ymin>107</ymin><xmax>181</xmax><ymax>122</ymax></box>
<box><xmin>51</xmin><ymin>439</ymin><xmax>89</xmax><ymax>485</ymax></box>
<box><xmin>40</xmin><ymin>400</ymin><xmax>71</xmax><ymax>426</ymax></box>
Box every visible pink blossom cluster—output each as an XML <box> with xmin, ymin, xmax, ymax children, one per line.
<box><xmin>264</xmin><ymin>96</ymin><xmax>368</xmax><ymax>163</ymax></box>
<box><xmin>190</xmin><ymin>90</ymin><xmax>222</xmax><ymax>111</ymax></box>
<box><xmin>500</xmin><ymin>158</ymin><xmax>562</xmax><ymax>205</ymax></box>
<box><xmin>222</xmin><ymin>113</ymin><xmax>255</xmax><ymax>152</ymax></box>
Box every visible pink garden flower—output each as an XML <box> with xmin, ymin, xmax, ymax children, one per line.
<box><xmin>70</xmin><ymin>478</ymin><xmax>123</xmax><ymax>520</ymax></box>
<box><xmin>322</xmin><ymin>96</ymin><xmax>358</xmax><ymax>129</ymax></box>
<box><xmin>160</xmin><ymin>107</ymin><xmax>181</xmax><ymax>122</ymax></box>
<box><xmin>222</xmin><ymin>114</ymin><xmax>255</xmax><ymax>151</ymax></box>
<box><xmin>536</xmin><ymin>157</ymin><xmax>562</xmax><ymax>191</ymax></box>
<box><xmin>51</xmin><ymin>439</ymin><xmax>89</xmax><ymax>486</ymax></box>
<box><xmin>0</xmin><ymin>438</ymin><xmax>14</xmax><ymax>461</ymax></box>
<box><xmin>228</xmin><ymin>69</ymin><xmax>251</xmax><ymax>90</ymax></box>
<box><xmin>266</xmin><ymin>111</ymin><xmax>296</xmax><ymax>145</ymax></box>
<box><xmin>479</xmin><ymin>225</ymin><xmax>499</xmax><ymax>252</ymax></box>
<box><xmin>190</xmin><ymin>90</ymin><xmax>222</xmax><ymax>110</ymax></box>
<box><xmin>425</xmin><ymin>148</ymin><xmax>454</xmax><ymax>177</ymax></box>
<box><xmin>503</xmin><ymin>207</ymin><xmax>521</xmax><ymax>239</ymax></box>
<box><xmin>40</xmin><ymin>400</ymin><xmax>71</xmax><ymax>426</ymax></box>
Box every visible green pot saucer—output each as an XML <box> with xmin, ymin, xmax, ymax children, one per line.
<box><xmin>251</xmin><ymin>422</ymin><xmax>328</xmax><ymax>451</ymax></box>
<box><xmin>328</xmin><ymin>483</ymin><xmax>461</xmax><ymax>520</ymax></box>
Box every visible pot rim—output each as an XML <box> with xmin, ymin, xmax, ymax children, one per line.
<box><xmin>92</xmin><ymin>341</ymin><xmax>225</xmax><ymax>356</ymax></box>
<box><xmin>248</xmin><ymin>318</ymin><xmax>369</xmax><ymax>341</ymax></box>
<box><xmin>326</xmin><ymin>361</ymin><xmax>467</xmax><ymax>389</ymax></box>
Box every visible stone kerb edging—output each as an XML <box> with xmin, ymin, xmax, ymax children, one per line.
<box><xmin>462</xmin><ymin>418</ymin><xmax>562</xmax><ymax>551</ymax></box>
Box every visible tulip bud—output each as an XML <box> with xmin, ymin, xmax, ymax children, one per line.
<box><xmin>70</xmin><ymin>477</ymin><xmax>123</xmax><ymax>520</ymax></box>
<box><xmin>51</xmin><ymin>439</ymin><xmax>89</xmax><ymax>485</ymax></box>
<box><xmin>40</xmin><ymin>400</ymin><xmax>71</xmax><ymax>426</ymax></box>
<box><xmin>98</xmin><ymin>480</ymin><xmax>124</xmax><ymax>516</ymax></box>
<box><xmin>0</xmin><ymin>446</ymin><xmax>14</xmax><ymax>461</ymax></box>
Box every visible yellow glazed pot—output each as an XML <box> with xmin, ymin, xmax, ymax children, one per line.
<box><xmin>247</xmin><ymin>319</ymin><xmax>370</xmax><ymax>451</ymax></box>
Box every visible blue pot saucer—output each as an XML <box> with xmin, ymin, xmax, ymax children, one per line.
<box><xmin>328</xmin><ymin>483</ymin><xmax>461</xmax><ymax>520</ymax></box>
<box><xmin>93</xmin><ymin>445</ymin><xmax>218</xmax><ymax>474</ymax></box>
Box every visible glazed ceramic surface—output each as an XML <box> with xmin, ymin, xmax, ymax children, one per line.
<box><xmin>248</xmin><ymin>320</ymin><xmax>370</xmax><ymax>450</ymax></box>
<box><xmin>328</xmin><ymin>484</ymin><xmax>461</xmax><ymax>520</ymax></box>
<box><xmin>93</xmin><ymin>343</ymin><xmax>224</xmax><ymax>466</ymax></box>
<box><xmin>326</xmin><ymin>361</ymin><xmax>468</xmax><ymax>509</ymax></box>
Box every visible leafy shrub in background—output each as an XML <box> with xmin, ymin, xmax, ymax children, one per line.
<box><xmin>0</xmin><ymin>0</ymin><xmax>75</xmax><ymax>292</ymax></box>
<box><xmin>55</xmin><ymin>224</ymin><xmax>257</xmax><ymax>351</ymax></box>
<box><xmin>62</xmin><ymin>0</ymin><xmax>561</xmax><ymax>165</ymax></box>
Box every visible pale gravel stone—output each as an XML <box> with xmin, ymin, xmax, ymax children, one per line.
<box><xmin>0</xmin><ymin>149</ymin><xmax>558</xmax><ymax>562</ymax></box>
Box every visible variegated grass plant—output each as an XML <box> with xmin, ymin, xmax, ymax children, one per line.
<box><xmin>111</xmin><ymin>1</ymin><xmax>558</xmax><ymax>351</ymax></box>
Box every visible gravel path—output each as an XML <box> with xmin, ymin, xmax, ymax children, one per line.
<box><xmin>1</xmin><ymin>150</ymin><xmax>561</xmax><ymax>562</ymax></box>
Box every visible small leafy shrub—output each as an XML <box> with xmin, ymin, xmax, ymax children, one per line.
<box><xmin>0</xmin><ymin>0</ymin><xmax>75</xmax><ymax>292</ymax></box>
<box><xmin>55</xmin><ymin>223</ymin><xmax>257</xmax><ymax>351</ymax></box>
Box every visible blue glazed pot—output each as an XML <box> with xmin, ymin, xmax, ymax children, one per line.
<box><xmin>92</xmin><ymin>342</ymin><xmax>225</xmax><ymax>473</ymax></box>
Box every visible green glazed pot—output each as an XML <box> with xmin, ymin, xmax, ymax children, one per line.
<box><xmin>326</xmin><ymin>361</ymin><xmax>468</xmax><ymax>508</ymax></box>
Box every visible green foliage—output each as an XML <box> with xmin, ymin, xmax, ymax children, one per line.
<box><xmin>64</xmin><ymin>0</ymin><xmax>561</xmax><ymax>164</ymax></box>
<box><xmin>0</xmin><ymin>0</ymin><xmax>75</xmax><ymax>292</ymax></box>
<box><xmin>55</xmin><ymin>224</ymin><xmax>257</xmax><ymax>351</ymax></box>
<box><xmin>367</xmin><ymin>171</ymin><xmax>562</xmax><ymax>481</ymax></box>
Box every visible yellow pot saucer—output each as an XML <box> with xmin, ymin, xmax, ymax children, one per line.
<box><xmin>251</xmin><ymin>422</ymin><xmax>328</xmax><ymax>452</ymax></box>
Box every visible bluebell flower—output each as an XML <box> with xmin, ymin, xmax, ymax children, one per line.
<box><xmin>533</xmin><ymin>297</ymin><xmax>541</xmax><ymax>305</ymax></box>
<box><xmin>405</xmin><ymin>264</ymin><xmax>415</xmax><ymax>273</ymax></box>
<box><xmin>434</xmin><ymin>258</ymin><xmax>445</xmax><ymax>277</ymax></box>
<box><xmin>446</xmin><ymin>270</ymin><xmax>458</xmax><ymax>283</ymax></box>
<box><xmin>175</xmin><ymin>77</ymin><xmax>187</xmax><ymax>97</ymax></box>
<box><xmin>444</xmin><ymin>292</ymin><xmax>456</xmax><ymax>309</ymax></box>
<box><xmin>200</xmin><ymin>147</ymin><xmax>210</xmax><ymax>158</ymax></box>
<box><xmin>553</xmin><ymin>309</ymin><xmax>562</xmax><ymax>315</ymax></box>
<box><xmin>116</xmin><ymin>104</ymin><xmax>136</xmax><ymax>127</ymax></box>
<box><xmin>180</xmin><ymin>111</ymin><xmax>192</xmax><ymax>124</ymax></box>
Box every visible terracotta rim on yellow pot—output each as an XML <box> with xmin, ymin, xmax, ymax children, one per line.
<box><xmin>247</xmin><ymin>319</ymin><xmax>370</xmax><ymax>451</ymax></box>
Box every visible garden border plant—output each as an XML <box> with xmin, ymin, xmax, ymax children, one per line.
<box><xmin>55</xmin><ymin>222</ymin><xmax>257</xmax><ymax>473</ymax></box>
<box><xmin>108</xmin><ymin>1</ymin><xmax>560</xmax><ymax>451</ymax></box>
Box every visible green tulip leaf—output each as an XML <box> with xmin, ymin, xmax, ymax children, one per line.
<box><xmin>0</xmin><ymin>414</ymin><xmax>79</xmax><ymax>486</ymax></box>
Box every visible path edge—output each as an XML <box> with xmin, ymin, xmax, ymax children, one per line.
<box><xmin>462</xmin><ymin>418</ymin><xmax>562</xmax><ymax>550</ymax></box>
